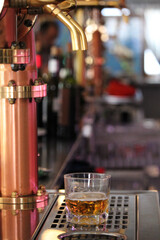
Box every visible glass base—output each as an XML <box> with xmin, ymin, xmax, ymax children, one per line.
<box><xmin>66</xmin><ymin>212</ymin><xmax>108</xmax><ymax>225</ymax></box>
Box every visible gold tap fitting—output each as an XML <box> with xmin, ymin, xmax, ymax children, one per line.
<box><xmin>43</xmin><ymin>4</ymin><xmax>87</xmax><ymax>51</ymax></box>
<box><xmin>65</xmin><ymin>13</ymin><xmax>87</xmax><ymax>50</ymax></box>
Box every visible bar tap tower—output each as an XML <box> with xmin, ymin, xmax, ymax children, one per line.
<box><xmin>0</xmin><ymin>0</ymin><xmax>87</xmax><ymax>204</ymax></box>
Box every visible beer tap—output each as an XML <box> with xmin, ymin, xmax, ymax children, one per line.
<box><xmin>43</xmin><ymin>4</ymin><xmax>81</xmax><ymax>51</ymax></box>
<box><xmin>0</xmin><ymin>0</ymin><xmax>87</xmax><ymax>206</ymax></box>
<box><xmin>0</xmin><ymin>1</ymin><xmax>87</xmax><ymax>239</ymax></box>
<box><xmin>8</xmin><ymin>0</ymin><xmax>87</xmax><ymax>51</ymax></box>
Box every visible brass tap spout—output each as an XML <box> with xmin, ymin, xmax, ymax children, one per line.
<box><xmin>65</xmin><ymin>13</ymin><xmax>87</xmax><ymax>50</ymax></box>
<box><xmin>43</xmin><ymin>4</ymin><xmax>81</xmax><ymax>51</ymax></box>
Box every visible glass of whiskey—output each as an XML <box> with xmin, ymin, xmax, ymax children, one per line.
<box><xmin>64</xmin><ymin>173</ymin><xmax>111</xmax><ymax>225</ymax></box>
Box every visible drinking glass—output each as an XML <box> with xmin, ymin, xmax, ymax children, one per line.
<box><xmin>64</xmin><ymin>172</ymin><xmax>111</xmax><ymax>225</ymax></box>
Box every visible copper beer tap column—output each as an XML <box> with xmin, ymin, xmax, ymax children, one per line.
<box><xmin>0</xmin><ymin>0</ymin><xmax>87</xmax><ymax>204</ymax></box>
<box><xmin>0</xmin><ymin>13</ymin><xmax>35</xmax><ymax>197</ymax></box>
<box><xmin>0</xmin><ymin>42</ymin><xmax>38</xmax><ymax>198</ymax></box>
<box><xmin>0</xmin><ymin>5</ymin><xmax>47</xmax><ymax>203</ymax></box>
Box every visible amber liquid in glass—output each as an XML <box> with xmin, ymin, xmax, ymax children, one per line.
<box><xmin>66</xmin><ymin>192</ymin><xmax>109</xmax><ymax>216</ymax></box>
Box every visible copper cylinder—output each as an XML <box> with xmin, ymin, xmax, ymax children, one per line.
<box><xmin>0</xmin><ymin>13</ymin><xmax>38</xmax><ymax>196</ymax></box>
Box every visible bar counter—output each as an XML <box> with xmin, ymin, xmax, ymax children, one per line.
<box><xmin>36</xmin><ymin>129</ymin><xmax>160</xmax><ymax>239</ymax></box>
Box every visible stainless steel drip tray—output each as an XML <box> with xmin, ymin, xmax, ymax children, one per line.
<box><xmin>33</xmin><ymin>191</ymin><xmax>160</xmax><ymax>240</ymax></box>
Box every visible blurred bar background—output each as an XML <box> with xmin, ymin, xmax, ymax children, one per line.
<box><xmin>35</xmin><ymin>0</ymin><xmax>160</xmax><ymax>199</ymax></box>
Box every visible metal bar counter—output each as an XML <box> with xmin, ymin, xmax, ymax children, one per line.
<box><xmin>32</xmin><ymin>190</ymin><xmax>160</xmax><ymax>240</ymax></box>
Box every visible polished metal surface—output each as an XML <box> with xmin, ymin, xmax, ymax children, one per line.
<box><xmin>48</xmin><ymin>194</ymin><xmax>130</xmax><ymax>232</ymax></box>
<box><xmin>138</xmin><ymin>193</ymin><xmax>160</xmax><ymax>240</ymax></box>
<box><xmin>0</xmin><ymin>30</ymin><xmax>38</xmax><ymax>197</ymax></box>
<box><xmin>66</xmin><ymin>13</ymin><xmax>87</xmax><ymax>51</ymax></box>
<box><xmin>0</xmin><ymin>48</ymin><xmax>30</xmax><ymax>64</ymax></box>
<box><xmin>0</xmin><ymin>207</ymin><xmax>39</xmax><ymax>240</ymax></box>
<box><xmin>0</xmin><ymin>193</ymin><xmax>56</xmax><ymax>240</ymax></box>
<box><xmin>0</xmin><ymin>191</ymin><xmax>48</xmax><ymax>206</ymax></box>
<box><xmin>18</xmin><ymin>15</ymin><xmax>37</xmax><ymax>40</ymax></box>
<box><xmin>0</xmin><ymin>8</ymin><xmax>16</xmax><ymax>48</ymax></box>
<box><xmin>0</xmin><ymin>83</ymin><xmax>47</xmax><ymax>99</ymax></box>
<box><xmin>58</xmin><ymin>231</ymin><xmax>127</xmax><ymax>239</ymax></box>
<box><xmin>0</xmin><ymin>0</ymin><xmax>86</xmax><ymax>206</ymax></box>
<box><xmin>43</xmin><ymin>1</ymin><xmax>87</xmax><ymax>51</ymax></box>
<box><xmin>34</xmin><ymin>191</ymin><xmax>160</xmax><ymax>240</ymax></box>
<box><xmin>43</xmin><ymin>4</ymin><xmax>81</xmax><ymax>51</ymax></box>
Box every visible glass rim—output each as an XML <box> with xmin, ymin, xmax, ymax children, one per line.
<box><xmin>64</xmin><ymin>172</ymin><xmax>111</xmax><ymax>180</ymax></box>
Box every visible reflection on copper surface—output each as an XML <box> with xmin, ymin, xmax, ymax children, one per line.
<box><xmin>0</xmin><ymin>198</ymin><xmax>48</xmax><ymax>239</ymax></box>
<box><xmin>0</xmin><ymin>208</ymin><xmax>39</xmax><ymax>240</ymax></box>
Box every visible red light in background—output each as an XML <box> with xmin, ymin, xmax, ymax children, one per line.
<box><xmin>36</xmin><ymin>54</ymin><xmax>42</xmax><ymax>69</ymax></box>
<box><xmin>95</xmin><ymin>167</ymin><xmax>105</xmax><ymax>173</ymax></box>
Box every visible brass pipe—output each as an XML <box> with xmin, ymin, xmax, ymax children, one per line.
<box><xmin>65</xmin><ymin>13</ymin><xmax>87</xmax><ymax>50</ymax></box>
<box><xmin>43</xmin><ymin>4</ymin><xmax>81</xmax><ymax>51</ymax></box>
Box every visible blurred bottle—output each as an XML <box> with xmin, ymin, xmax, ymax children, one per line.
<box><xmin>47</xmin><ymin>46</ymin><xmax>61</xmax><ymax>137</ymax></box>
<box><xmin>57</xmin><ymin>43</ymin><xmax>77</xmax><ymax>139</ymax></box>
